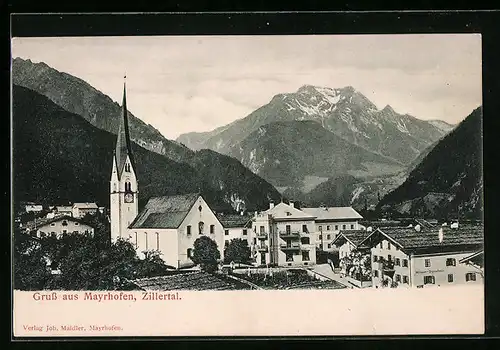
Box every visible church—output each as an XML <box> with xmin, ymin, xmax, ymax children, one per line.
<box><xmin>110</xmin><ymin>80</ymin><xmax>226</xmax><ymax>268</ymax></box>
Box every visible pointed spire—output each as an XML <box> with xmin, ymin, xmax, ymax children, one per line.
<box><xmin>114</xmin><ymin>76</ymin><xmax>135</xmax><ymax>179</ymax></box>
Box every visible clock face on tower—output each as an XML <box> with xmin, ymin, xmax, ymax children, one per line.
<box><xmin>124</xmin><ymin>193</ymin><xmax>134</xmax><ymax>203</ymax></box>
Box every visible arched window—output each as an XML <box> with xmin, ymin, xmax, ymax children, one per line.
<box><xmin>198</xmin><ymin>221</ymin><xmax>204</xmax><ymax>235</ymax></box>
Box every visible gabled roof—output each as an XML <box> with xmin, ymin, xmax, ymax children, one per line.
<box><xmin>331</xmin><ymin>230</ymin><xmax>371</xmax><ymax>248</ymax></box>
<box><xmin>130</xmin><ymin>193</ymin><xmax>201</xmax><ymax>229</ymax></box>
<box><xmin>459</xmin><ymin>250</ymin><xmax>484</xmax><ymax>267</ymax></box>
<box><xmin>24</xmin><ymin>215</ymin><xmax>93</xmax><ymax>231</ymax></box>
<box><xmin>301</xmin><ymin>207</ymin><xmax>363</xmax><ymax>221</ymax></box>
<box><xmin>261</xmin><ymin>202</ymin><xmax>316</xmax><ymax>220</ymax></box>
<box><xmin>216</xmin><ymin>213</ymin><xmax>253</xmax><ymax>228</ymax></box>
<box><xmin>73</xmin><ymin>202</ymin><xmax>98</xmax><ymax>209</ymax></box>
<box><xmin>56</xmin><ymin>206</ymin><xmax>73</xmax><ymax>212</ymax></box>
<box><xmin>359</xmin><ymin>225</ymin><xmax>484</xmax><ymax>255</ymax></box>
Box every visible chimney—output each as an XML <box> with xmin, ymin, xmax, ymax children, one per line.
<box><xmin>269</xmin><ymin>201</ymin><xmax>275</xmax><ymax>209</ymax></box>
<box><xmin>438</xmin><ymin>228</ymin><xmax>444</xmax><ymax>243</ymax></box>
<box><xmin>414</xmin><ymin>224</ymin><xmax>421</xmax><ymax>232</ymax></box>
<box><xmin>289</xmin><ymin>201</ymin><xmax>294</xmax><ymax>208</ymax></box>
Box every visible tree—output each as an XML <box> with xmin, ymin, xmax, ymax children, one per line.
<box><xmin>192</xmin><ymin>236</ymin><xmax>220</xmax><ymax>273</ymax></box>
<box><xmin>135</xmin><ymin>250</ymin><xmax>169</xmax><ymax>278</ymax></box>
<box><xmin>224</xmin><ymin>238</ymin><xmax>251</xmax><ymax>265</ymax></box>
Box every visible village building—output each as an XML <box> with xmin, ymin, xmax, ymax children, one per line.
<box><xmin>252</xmin><ymin>201</ymin><xmax>317</xmax><ymax>267</ymax></box>
<box><xmin>24</xmin><ymin>215</ymin><xmax>94</xmax><ymax>238</ymax></box>
<box><xmin>72</xmin><ymin>202</ymin><xmax>99</xmax><ymax>218</ymax></box>
<box><xmin>56</xmin><ymin>205</ymin><xmax>73</xmax><ymax>217</ymax></box>
<box><xmin>301</xmin><ymin>206</ymin><xmax>363</xmax><ymax>251</ymax></box>
<box><xmin>359</xmin><ymin>224</ymin><xmax>484</xmax><ymax>288</ymax></box>
<box><xmin>24</xmin><ymin>203</ymin><xmax>43</xmax><ymax>213</ymax></box>
<box><xmin>216</xmin><ymin>213</ymin><xmax>253</xmax><ymax>251</ymax></box>
<box><xmin>459</xmin><ymin>250</ymin><xmax>484</xmax><ymax>277</ymax></box>
<box><xmin>331</xmin><ymin>230</ymin><xmax>371</xmax><ymax>261</ymax></box>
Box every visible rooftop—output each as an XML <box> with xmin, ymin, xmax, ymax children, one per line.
<box><xmin>130</xmin><ymin>193</ymin><xmax>200</xmax><ymax>229</ymax></box>
<box><xmin>216</xmin><ymin>213</ymin><xmax>253</xmax><ymax>228</ymax></box>
<box><xmin>259</xmin><ymin>202</ymin><xmax>316</xmax><ymax>220</ymax></box>
<box><xmin>73</xmin><ymin>202</ymin><xmax>99</xmax><ymax>209</ymax></box>
<box><xmin>301</xmin><ymin>206</ymin><xmax>363</xmax><ymax>221</ymax></box>
<box><xmin>24</xmin><ymin>215</ymin><xmax>91</xmax><ymax>231</ymax></box>
<box><xmin>332</xmin><ymin>229</ymin><xmax>371</xmax><ymax>248</ymax></box>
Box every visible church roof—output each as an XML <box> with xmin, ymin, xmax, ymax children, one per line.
<box><xmin>114</xmin><ymin>80</ymin><xmax>136</xmax><ymax>179</ymax></box>
<box><xmin>129</xmin><ymin>193</ymin><xmax>201</xmax><ymax>229</ymax></box>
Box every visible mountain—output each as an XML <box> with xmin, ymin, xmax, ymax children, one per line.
<box><xmin>230</xmin><ymin>120</ymin><xmax>404</xmax><ymax>188</ymax></box>
<box><xmin>177</xmin><ymin>85</ymin><xmax>450</xmax><ymax>165</ymax></box>
<box><xmin>377</xmin><ymin>107</ymin><xmax>483</xmax><ymax>219</ymax></box>
<box><xmin>13</xmin><ymin>85</ymin><xmax>282</xmax><ymax>212</ymax></box>
<box><xmin>428</xmin><ymin>120</ymin><xmax>455</xmax><ymax>133</ymax></box>
<box><xmin>12</xmin><ymin>57</ymin><xmax>191</xmax><ymax>162</ymax></box>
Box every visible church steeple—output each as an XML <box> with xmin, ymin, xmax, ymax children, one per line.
<box><xmin>114</xmin><ymin>75</ymin><xmax>135</xmax><ymax>179</ymax></box>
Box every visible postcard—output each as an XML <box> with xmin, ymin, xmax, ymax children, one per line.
<box><xmin>11</xmin><ymin>23</ymin><xmax>484</xmax><ymax>337</ymax></box>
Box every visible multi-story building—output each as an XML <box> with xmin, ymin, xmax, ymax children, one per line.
<box><xmin>302</xmin><ymin>206</ymin><xmax>363</xmax><ymax>251</ymax></box>
<box><xmin>24</xmin><ymin>215</ymin><xmax>94</xmax><ymax>238</ymax></box>
<box><xmin>216</xmin><ymin>213</ymin><xmax>253</xmax><ymax>251</ymax></box>
<box><xmin>56</xmin><ymin>205</ymin><xmax>73</xmax><ymax>217</ymax></box>
<box><xmin>331</xmin><ymin>229</ymin><xmax>371</xmax><ymax>261</ymax></box>
<box><xmin>359</xmin><ymin>225</ymin><xmax>484</xmax><ymax>288</ymax></box>
<box><xmin>72</xmin><ymin>202</ymin><xmax>99</xmax><ymax>218</ymax></box>
<box><xmin>252</xmin><ymin>201</ymin><xmax>317</xmax><ymax>267</ymax></box>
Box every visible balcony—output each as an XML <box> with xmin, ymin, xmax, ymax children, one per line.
<box><xmin>256</xmin><ymin>232</ymin><xmax>268</xmax><ymax>239</ymax></box>
<box><xmin>279</xmin><ymin>231</ymin><xmax>300</xmax><ymax>239</ymax></box>
<box><xmin>300</xmin><ymin>244</ymin><xmax>314</xmax><ymax>251</ymax></box>
<box><xmin>256</xmin><ymin>245</ymin><xmax>268</xmax><ymax>252</ymax></box>
<box><xmin>299</xmin><ymin>231</ymin><xmax>311</xmax><ymax>237</ymax></box>
<box><xmin>280</xmin><ymin>243</ymin><xmax>300</xmax><ymax>250</ymax></box>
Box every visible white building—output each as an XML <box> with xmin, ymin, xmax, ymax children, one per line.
<box><xmin>301</xmin><ymin>206</ymin><xmax>363</xmax><ymax>251</ymax></box>
<box><xmin>216</xmin><ymin>213</ymin><xmax>253</xmax><ymax>252</ymax></box>
<box><xmin>24</xmin><ymin>215</ymin><xmax>94</xmax><ymax>238</ymax></box>
<box><xmin>359</xmin><ymin>225</ymin><xmax>484</xmax><ymax>288</ymax></box>
<box><xmin>25</xmin><ymin>203</ymin><xmax>43</xmax><ymax>213</ymax></box>
<box><xmin>72</xmin><ymin>202</ymin><xmax>99</xmax><ymax>218</ymax></box>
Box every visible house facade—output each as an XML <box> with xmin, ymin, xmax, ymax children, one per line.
<box><xmin>128</xmin><ymin>193</ymin><xmax>225</xmax><ymax>269</ymax></box>
<box><xmin>72</xmin><ymin>202</ymin><xmax>99</xmax><ymax>218</ymax></box>
<box><xmin>301</xmin><ymin>207</ymin><xmax>363</xmax><ymax>251</ymax></box>
<box><xmin>25</xmin><ymin>215</ymin><xmax>94</xmax><ymax>238</ymax></box>
<box><xmin>25</xmin><ymin>203</ymin><xmax>43</xmax><ymax>213</ymax></box>
<box><xmin>216</xmin><ymin>213</ymin><xmax>253</xmax><ymax>252</ymax></box>
<box><xmin>56</xmin><ymin>206</ymin><xmax>73</xmax><ymax>217</ymax></box>
<box><xmin>252</xmin><ymin>202</ymin><xmax>317</xmax><ymax>267</ymax></box>
<box><xmin>360</xmin><ymin>225</ymin><xmax>484</xmax><ymax>288</ymax></box>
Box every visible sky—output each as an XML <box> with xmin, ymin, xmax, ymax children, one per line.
<box><xmin>12</xmin><ymin>34</ymin><xmax>482</xmax><ymax>140</ymax></box>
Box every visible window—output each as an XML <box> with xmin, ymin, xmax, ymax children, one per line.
<box><xmin>286</xmin><ymin>225</ymin><xmax>291</xmax><ymax>234</ymax></box>
<box><xmin>387</xmin><ymin>242</ymin><xmax>391</xmax><ymax>250</ymax></box>
<box><xmin>286</xmin><ymin>253</ymin><xmax>293</xmax><ymax>262</ymax></box>
<box><xmin>243</xmin><ymin>229</ymin><xmax>247</xmax><ymax>236</ymax></box>
<box><xmin>156</xmin><ymin>232</ymin><xmax>159</xmax><ymax>250</ymax></box>
<box><xmin>319</xmin><ymin>234</ymin><xmax>322</xmax><ymax>240</ymax></box>
<box><xmin>403</xmin><ymin>276</ymin><xmax>409</xmax><ymax>284</ymax></box>
<box><xmin>425</xmin><ymin>259</ymin><xmax>431</xmax><ymax>267</ymax></box>
<box><xmin>62</xmin><ymin>220</ymin><xmax>68</xmax><ymax>226</ymax></box>
<box><xmin>350</xmin><ymin>224</ymin><xmax>354</xmax><ymax>229</ymax></box>
<box><xmin>342</xmin><ymin>224</ymin><xmax>346</xmax><ymax>230</ymax></box>
<box><xmin>326</xmin><ymin>225</ymin><xmax>330</xmax><ymax>230</ymax></box>
<box><xmin>374</xmin><ymin>270</ymin><xmax>379</xmax><ymax>277</ymax></box>
<box><xmin>187</xmin><ymin>225</ymin><xmax>192</xmax><ymax>235</ymax></box>
<box><xmin>302</xmin><ymin>224</ymin><xmax>307</xmax><ymax>233</ymax></box>
<box><xmin>327</xmin><ymin>234</ymin><xmax>331</xmax><ymax>240</ymax></box>
<box><xmin>145</xmin><ymin>232</ymin><xmax>148</xmax><ymax>250</ymax></box>
<box><xmin>302</xmin><ymin>251</ymin><xmax>310</xmax><ymax>261</ymax></box>
<box><xmin>446</xmin><ymin>258</ymin><xmax>456</xmax><ymax>267</ymax></box>
<box><xmin>74</xmin><ymin>222</ymin><xmax>79</xmax><ymax>226</ymax></box>
<box><xmin>261</xmin><ymin>254</ymin><xmax>266</xmax><ymax>264</ymax></box>
<box><xmin>379</xmin><ymin>242</ymin><xmax>383</xmax><ymax>249</ymax></box>
<box><xmin>466</xmin><ymin>273</ymin><xmax>477</xmax><ymax>282</ymax></box>
<box><xmin>395</xmin><ymin>274</ymin><xmax>401</xmax><ymax>283</ymax></box>
<box><xmin>402</xmin><ymin>259</ymin><xmax>408</xmax><ymax>267</ymax></box>
<box><xmin>424</xmin><ymin>275</ymin><xmax>435</xmax><ymax>285</ymax></box>
<box><xmin>388</xmin><ymin>254</ymin><xmax>392</xmax><ymax>262</ymax></box>
<box><xmin>225</xmin><ymin>240</ymin><xmax>229</xmax><ymax>247</ymax></box>
<box><xmin>335</xmin><ymin>225</ymin><xmax>338</xmax><ymax>230</ymax></box>
<box><xmin>187</xmin><ymin>248</ymin><xmax>193</xmax><ymax>258</ymax></box>
<box><xmin>318</xmin><ymin>225</ymin><xmax>322</xmax><ymax>231</ymax></box>
<box><xmin>253</xmin><ymin>238</ymin><xmax>257</xmax><ymax>245</ymax></box>
<box><xmin>198</xmin><ymin>205</ymin><xmax>202</xmax><ymax>212</ymax></box>
<box><xmin>210</xmin><ymin>225</ymin><xmax>215</xmax><ymax>234</ymax></box>
<box><xmin>260</xmin><ymin>226</ymin><xmax>265</xmax><ymax>234</ymax></box>
<box><xmin>198</xmin><ymin>221</ymin><xmax>204</xmax><ymax>235</ymax></box>
<box><xmin>225</xmin><ymin>230</ymin><xmax>229</xmax><ymax>236</ymax></box>
<box><xmin>448</xmin><ymin>274</ymin><xmax>454</xmax><ymax>283</ymax></box>
<box><xmin>373</xmin><ymin>255</ymin><xmax>378</xmax><ymax>262</ymax></box>
<box><xmin>327</xmin><ymin>244</ymin><xmax>331</xmax><ymax>249</ymax></box>
<box><xmin>50</xmin><ymin>223</ymin><xmax>56</xmax><ymax>227</ymax></box>
<box><xmin>62</xmin><ymin>230</ymin><xmax>67</xmax><ymax>234</ymax></box>
<box><xmin>286</xmin><ymin>212</ymin><xmax>291</xmax><ymax>216</ymax></box>
<box><xmin>395</xmin><ymin>258</ymin><xmax>400</xmax><ymax>266</ymax></box>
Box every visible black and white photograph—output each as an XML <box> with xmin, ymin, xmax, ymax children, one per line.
<box><xmin>10</xmin><ymin>22</ymin><xmax>486</xmax><ymax>336</ymax></box>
